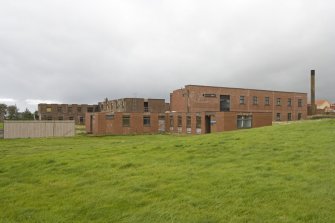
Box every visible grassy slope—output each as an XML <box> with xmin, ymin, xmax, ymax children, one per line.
<box><xmin>0</xmin><ymin>120</ymin><xmax>334</xmax><ymax>223</ymax></box>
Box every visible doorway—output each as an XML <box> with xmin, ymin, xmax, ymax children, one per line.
<box><xmin>205</xmin><ymin>115</ymin><xmax>211</xmax><ymax>133</ymax></box>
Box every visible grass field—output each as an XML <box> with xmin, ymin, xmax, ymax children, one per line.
<box><xmin>0</xmin><ymin>120</ymin><xmax>335</xmax><ymax>223</ymax></box>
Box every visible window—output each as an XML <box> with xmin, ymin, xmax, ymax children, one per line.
<box><xmin>253</xmin><ymin>96</ymin><xmax>258</xmax><ymax>105</ymax></box>
<box><xmin>77</xmin><ymin>107</ymin><xmax>82</xmax><ymax>112</ymax></box>
<box><xmin>178</xmin><ymin>116</ymin><xmax>182</xmax><ymax>127</ymax></box>
<box><xmin>169</xmin><ymin>115</ymin><xmax>174</xmax><ymax>127</ymax></box>
<box><xmin>79</xmin><ymin>117</ymin><xmax>84</xmax><ymax>124</ymax></box>
<box><xmin>288</xmin><ymin>113</ymin><xmax>292</xmax><ymax>121</ymax></box>
<box><xmin>69</xmin><ymin>116</ymin><xmax>74</xmax><ymax>120</ymax></box>
<box><xmin>58</xmin><ymin>116</ymin><xmax>63</xmax><ymax>120</ymax></box>
<box><xmin>144</xmin><ymin>102</ymin><xmax>149</xmax><ymax>112</ymax></box>
<box><xmin>186</xmin><ymin>116</ymin><xmax>191</xmax><ymax>128</ymax></box>
<box><xmin>87</xmin><ymin>107</ymin><xmax>93</xmax><ymax>112</ymax></box>
<box><xmin>143</xmin><ymin>116</ymin><xmax>150</xmax><ymax>126</ymax></box>
<box><xmin>237</xmin><ymin>115</ymin><xmax>252</xmax><ymax>129</ymax></box>
<box><xmin>46</xmin><ymin>107</ymin><xmax>52</xmax><ymax>112</ymax></box>
<box><xmin>68</xmin><ymin>107</ymin><xmax>72</xmax><ymax>113</ymax></box>
<box><xmin>105</xmin><ymin>114</ymin><xmax>114</xmax><ymax>120</ymax></box>
<box><xmin>276</xmin><ymin>113</ymin><xmax>281</xmax><ymax>121</ymax></box>
<box><xmin>122</xmin><ymin>115</ymin><xmax>130</xmax><ymax>127</ymax></box>
<box><xmin>298</xmin><ymin>113</ymin><xmax>302</xmax><ymax>120</ymax></box>
<box><xmin>288</xmin><ymin>98</ymin><xmax>292</xmax><ymax>107</ymax></box>
<box><xmin>158</xmin><ymin>115</ymin><xmax>165</xmax><ymax>120</ymax></box>
<box><xmin>276</xmin><ymin>98</ymin><xmax>281</xmax><ymax>106</ymax></box>
<box><xmin>47</xmin><ymin>116</ymin><xmax>52</xmax><ymax>120</ymax></box>
<box><xmin>240</xmin><ymin>96</ymin><xmax>245</xmax><ymax>104</ymax></box>
<box><xmin>57</xmin><ymin>107</ymin><xmax>62</xmax><ymax>112</ymax></box>
<box><xmin>196</xmin><ymin>116</ymin><xmax>201</xmax><ymax>128</ymax></box>
<box><xmin>298</xmin><ymin>99</ymin><xmax>303</xmax><ymax>107</ymax></box>
<box><xmin>265</xmin><ymin>97</ymin><xmax>270</xmax><ymax>105</ymax></box>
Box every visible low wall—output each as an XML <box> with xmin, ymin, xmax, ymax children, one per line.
<box><xmin>4</xmin><ymin>120</ymin><xmax>75</xmax><ymax>139</ymax></box>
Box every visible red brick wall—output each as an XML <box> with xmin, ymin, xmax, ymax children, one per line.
<box><xmin>170</xmin><ymin>85</ymin><xmax>307</xmax><ymax>121</ymax></box>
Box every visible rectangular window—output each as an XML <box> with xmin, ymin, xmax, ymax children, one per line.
<box><xmin>186</xmin><ymin>116</ymin><xmax>191</xmax><ymax>128</ymax></box>
<box><xmin>298</xmin><ymin>113</ymin><xmax>302</xmax><ymax>120</ymax></box>
<box><xmin>68</xmin><ymin>107</ymin><xmax>72</xmax><ymax>113</ymax></box>
<box><xmin>87</xmin><ymin>107</ymin><xmax>93</xmax><ymax>112</ymax></box>
<box><xmin>159</xmin><ymin>115</ymin><xmax>165</xmax><ymax>120</ymax></box>
<box><xmin>144</xmin><ymin>102</ymin><xmax>149</xmax><ymax>112</ymax></box>
<box><xmin>178</xmin><ymin>115</ymin><xmax>182</xmax><ymax>127</ymax></box>
<box><xmin>288</xmin><ymin>113</ymin><xmax>292</xmax><ymax>121</ymax></box>
<box><xmin>105</xmin><ymin>114</ymin><xmax>114</xmax><ymax>120</ymax></box>
<box><xmin>143</xmin><ymin>116</ymin><xmax>150</xmax><ymax>126</ymax></box>
<box><xmin>77</xmin><ymin>107</ymin><xmax>82</xmax><ymax>112</ymax></box>
<box><xmin>47</xmin><ymin>116</ymin><xmax>52</xmax><ymax>120</ymax></box>
<box><xmin>276</xmin><ymin>113</ymin><xmax>281</xmax><ymax>121</ymax></box>
<box><xmin>69</xmin><ymin>116</ymin><xmax>74</xmax><ymax>120</ymax></box>
<box><xmin>46</xmin><ymin>107</ymin><xmax>52</xmax><ymax>112</ymax></box>
<box><xmin>79</xmin><ymin>116</ymin><xmax>84</xmax><ymax>124</ymax></box>
<box><xmin>57</xmin><ymin>107</ymin><xmax>62</xmax><ymax>112</ymax></box>
<box><xmin>288</xmin><ymin>98</ymin><xmax>292</xmax><ymax>107</ymax></box>
<box><xmin>169</xmin><ymin>115</ymin><xmax>174</xmax><ymax>127</ymax></box>
<box><xmin>276</xmin><ymin>98</ymin><xmax>281</xmax><ymax>106</ymax></box>
<box><xmin>122</xmin><ymin>115</ymin><xmax>130</xmax><ymax>127</ymax></box>
<box><xmin>58</xmin><ymin>116</ymin><xmax>63</xmax><ymax>120</ymax></box>
<box><xmin>298</xmin><ymin>99</ymin><xmax>303</xmax><ymax>107</ymax></box>
<box><xmin>196</xmin><ymin>116</ymin><xmax>201</xmax><ymax>128</ymax></box>
<box><xmin>253</xmin><ymin>96</ymin><xmax>258</xmax><ymax>105</ymax></box>
<box><xmin>265</xmin><ymin>97</ymin><xmax>270</xmax><ymax>105</ymax></box>
<box><xmin>240</xmin><ymin>96</ymin><xmax>245</xmax><ymax>104</ymax></box>
<box><xmin>237</xmin><ymin>115</ymin><xmax>252</xmax><ymax>129</ymax></box>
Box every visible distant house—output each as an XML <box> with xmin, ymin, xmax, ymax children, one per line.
<box><xmin>314</xmin><ymin>99</ymin><xmax>333</xmax><ymax>114</ymax></box>
<box><xmin>315</xmin><ymin>100</ymin><xmax>331</xmax><ymax>110</ymax></box>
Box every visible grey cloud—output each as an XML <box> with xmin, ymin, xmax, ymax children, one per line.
<box><xmin>0</xmin><ymin>0</ymin><xmax>334</xmax><ymax>111</ymax></box>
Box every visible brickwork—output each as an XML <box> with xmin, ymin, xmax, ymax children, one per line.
<box><xmin>99</xmin><ymin>98</ymin><xmax>167</xmax><ymax>113</ymax></box>
<box><xmin>86</xmin><ymin>112</ymin><xmax>166</xmax><ymax>135</ymax></box>
<box><xmin>38</xmin><ymin>104</ymin><xmax>99</xmax><ymax>125</ymax></box>
<box><xmin>170</xmin><ymin>85</ymin><xmax>307</xmax><ymax>121</ymax></box>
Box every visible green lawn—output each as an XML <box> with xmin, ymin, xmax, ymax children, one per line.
<box><xmin>0</xmin><ymin>120</ymin><xmax>335</xmax><ymax>223</ymax></box>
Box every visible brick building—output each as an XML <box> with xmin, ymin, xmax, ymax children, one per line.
<box><xmin>86</xmin><ymin>83</ymin><xmax>308</xmax><ymax>135</ymax></box>
<box><xmin>170</xmin><ymin>85</ymin><xmax>307</xmax><ymax>122</ymax></box>
<box><xmin>86</xmin><ymin>110</ymin><xmax>273</xmax><ymax>135</ymax></box>
<box><xmin>98</xmin><ymin>98</ymin><xmax>168</xmax><ymax>113</ymax></box>
<box><xmin>38</xmin><ymin>104</ymin><xmax>99</xmax><ymax>125</ymax></box>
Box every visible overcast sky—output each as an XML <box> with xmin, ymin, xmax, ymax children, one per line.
<box><xmin>0</xmin><ymin>0</ymin><xmax>334</xmax><ymax>111</ymax></box>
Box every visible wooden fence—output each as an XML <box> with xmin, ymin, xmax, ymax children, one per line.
<box><xmin>3</xmin><ymin>120</ymin><xmax>75</xmax><ymax>139</ymax></box>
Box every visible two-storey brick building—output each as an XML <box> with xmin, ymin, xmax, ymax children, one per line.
<box><xmin>38</xmin><ymin>104</ymin><xmax>99</xmax><ymax>125</ymax></box>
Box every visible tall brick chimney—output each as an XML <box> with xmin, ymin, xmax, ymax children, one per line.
<box><xmin>311</xmin><ymin>70</ymin><xmax>316</xmax><ymax>115</ymax></box>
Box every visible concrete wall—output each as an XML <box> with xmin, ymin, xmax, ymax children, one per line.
<box><xmin>4</xmin><ymin>120</ymin><xmax>75</xmax><ymax>139</ymax></box>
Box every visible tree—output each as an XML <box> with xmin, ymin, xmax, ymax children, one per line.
<box><xmin>7</xmin><ymin>105</ymin><xmax>19</xmax><ymax>120</ymax></box>
<box><xmin>22</xmin><ymin>108</ymin><xmax>34</xmax><ymax>120</ymax></box>
<box><xmin>0</xmin><ymin>103</ymin><xmax>7</xmax><ymax>121</ymax></box>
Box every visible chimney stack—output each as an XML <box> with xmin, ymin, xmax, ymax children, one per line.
<box><xmin>311</xmin><ymin>70</ymin><xmax>316</xmax><ymax>115</ymax></box>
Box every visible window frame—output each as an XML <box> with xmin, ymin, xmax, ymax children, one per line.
<box><xmin>239</xmin><ymin>96</ymin><xmax>245</xmax><ymax>105</ymax></box>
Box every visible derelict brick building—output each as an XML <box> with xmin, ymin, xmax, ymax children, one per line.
<box><xmin>86</xmin><ymin>84</ymin><xmax>306</xmax><ymax>135</ymax></box>
<box><xmin>170</xmin><ymin>85</ymin><xmax>307</xmax><ymax>122</ymax></box>
<box><xmin>38</xmin><ymin>104</ymin><xmax>99</xmax><ymax>125</ymax></box>
<box><xmin>98</xmin><ymin>98</ymin><xmax>169</xmax><ymax>113</ymax></box>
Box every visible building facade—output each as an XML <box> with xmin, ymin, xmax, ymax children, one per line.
<box><xmin>86</xmin><ymin>111</ymin><xmax>273</xmax><ymax>135</ymax></box>
<box><xmin>38</xmin><ymin>104</ymin><xmax>99</xmax><ymax>125</ymax></box>
<box><xmin>98</xmin><ymin>98</ymin><xmax>168</xmax><ymax>113</ymax></box>
<box><xmin>170</xmin><ymin>85</ymin><xmax>307</xmax><ymax>121</ymax></box>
